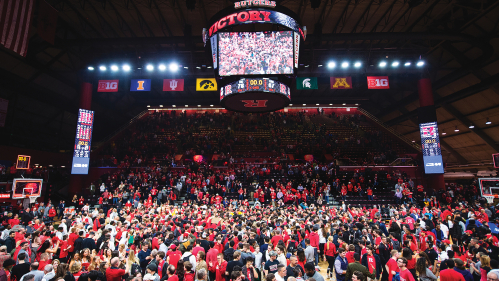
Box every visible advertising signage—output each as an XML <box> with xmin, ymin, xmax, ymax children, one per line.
<box><xmin>71</xmin><ymin>109</ymin><xmax>94</xmax><ymax>174</ymax></box>
<box><xmin>420</xmin><ymin>121</ymin><xmax>444</xmax><ymax>174</ymax></box>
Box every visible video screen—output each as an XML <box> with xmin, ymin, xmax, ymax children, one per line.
<box><xmin>12</xmin><ymin>179</ymin><xmax>42</xmax><ymax>199</ymax></box>
<box><xmin>218</xmin><ymin>31</ymin><xmax>294</xmax><ymax>76</ymax></box>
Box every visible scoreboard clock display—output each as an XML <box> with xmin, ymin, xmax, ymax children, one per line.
<box><xmin>220</xmin><ymin>78</ymin><xmax>290</xmax><ymax>112</ymax></box>
<box><xmin>419</xmin><ymin>121</ymin><xmax>444</xmax><ymax>174</ymax></box>
<box><xmin>71</xmin><ymin>109</ymin><xmax>94</xmax><ymax>174</ymax></box>
<box><xmin>16</xmin><ymin>155</ymin><xmax>30</xmax><ymax>169</ymax></box>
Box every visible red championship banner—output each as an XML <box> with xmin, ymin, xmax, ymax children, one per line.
<box><xmin>330</xmin><ymin>77</ymin><xmax>352</xmax><ymax>89</ymax></box>
<box><xmin>97</xmin><ymin>80</ymin><xmax>119</xmax><ymax>92</ymax></box>
<box><xmin>163</xmin><ymin>79</ymin><xmax>184</xmax><ymax>91</ymax></box>
<box><xmin>367</xmin><ymin>76</ymin><xmax>390</xmax><ymax>89</ymax></box>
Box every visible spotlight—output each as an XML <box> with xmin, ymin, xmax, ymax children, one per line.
<box><xmin>185</xmin><ymin>105</ymin><xmax>188</xmax><ymax>107</ymax></box>
<box><xmin>169</xmin><ymin>62</ymin><xmax>179</xmax><ymax>72</ymax></box>
<box><xmin>329</xmin><ymin>103</ymin><xmax>332</xmax><ymax>105</ymax></box>
<box><xmin>303</xmin><ymin>104</ymin><xmax>306</xmax><ymax>106</ymax></box>
<box><xmin>327</xmin><ymin>62</ymin><xmax>336</xmax><ymax>69</ymax></box>
<box><xmin>99</xmin><ymin>65</ymin><xmax>107</xmax><ymax>71</ymax></box>
<box><xmin>198</xmin><ymin>105</ymin><xmax>201</xmax><ymax>107</ymax></box>
<box><xmin>379</xmin><ymin>62</ymin><xmax>387</xmax><ymax>67</ymax></box>
<box><xmin>412</xmin><ymin>140</ymin><xmax>416</xmax><ymax>143</ymax></box>
<box><xmin>342</xmin><ymin>103</ymin><xmax>346</xmax><ymax>105</ymax></box>
<box><xmin>158</xmin><ymin>64</ymin><xmax>166</xmax><ymax>71</ymax></box>
<box><xmin>454</xmin><ymin>126</ymin><xmax>459</xmax><ymax>132</ymax></box>
<box><xmin>442</xmin><ymin>130</ymin><xmax>446</xmax><ymax>135</ymax></box>
<box><xmin>172</xmin><ymin>105</ymin><xmax>176</xmax><ymax>107</ymax></box>
<box><xmin>354</xmin><ymin>62</ymin><xmax>361</xmax><ymax>68</ymax></box>
<box><xmin>355</xmin><ymin>103</ymin><xmax>359</xmax><ymax>106</ymax></box>
<box><xmin>404</xmin><ymin>62</ymin><xmax>411</xmax><ymax>67</ymax></box>
<box><xmin>122</xmin><ymin>64</ymin><xmax>131</xmax><ymax>71</ymax></box>
<box><xmin>316</xmin><ymin>104</ymin><xmax>319</xmax><ymax>106</ymax></box>
<box><xmin>305</xmin><ymin>65</ymin><xmax>309</xmax><ymax>68</ymax></box>
<box><xmin>111</xmin><ymin>65</ymin><xmax>119</xmax><ymax>71</ymax></box>
<box><xmin>159</xmin><ymin>105</ymin><xmax>163</xmax><ymax>107</ymax></box>
<box><xmin>417</xmin><ymin>61</ymin><xmax>425</xmax><ymax>67</ymax></box>
<box><xmin>210</xmin><ymin>105</ymin><xmax>214</xmax><ymax>107</ymax></box>
<box><xmin>146</xmin><ymin>64</ymin><xmax>154</xmax><ymax>71</ymax></box>
<box><xmin>392</xmin><ymin>61</ymin><xmax>399</xmax><ymax>67</ymax></box>
<box><xmin>147</xmin><ymin>105</ymin><xmax>151</xmax><ymax>108</ymax></box>
<box><xmin>87</xmin><ymin>66</ymin><xmax>94</xmax><ymax>71</ymax></box>
<box><xmin>318</xmin><ymin>65</ymin><xmax>323</xmax><ymax>67</ymax></box>
<box><xmin>486</xmin><ymin>118</ymin><xmax>492</xmax><ymax>125</ymax></box>
<box><xmin>289</xmin><ymin>104</ymin><xmax>293</xmax><ymax>106</ymax></box>
<box><xmin>341</xmin><ymin>62</ymin><xmax>349</xmax><ymax>68</ymax></box>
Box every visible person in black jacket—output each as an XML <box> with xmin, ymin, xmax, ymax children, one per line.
<box><xmin>81</xmin><ymin>232</ymin><xmax>96</xmax><ymax>251</ymax></box>
<box><xmin>377</xmin><ymin>237</ymin><xmax>390</xmax><ymax>266</ymax></box>
<box><xmin>4</xmin><ymin>232</ymin><xmax>15</xmax><ymax>254</ymax></box>
<box><xmin>361</xmin><ymin>246</ymin><xmax>382</xmax><ymax>280</ymax></box>
<box><xmin>73</xmin><ymin>231</ymin><xmax>84</xmax><ymax>254</ymax></box>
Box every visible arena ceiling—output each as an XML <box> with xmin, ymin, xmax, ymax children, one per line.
<box><xmin>0</xmin><ymin>0</ymin><xmax>498</xmax><ymax>170</ymax></box>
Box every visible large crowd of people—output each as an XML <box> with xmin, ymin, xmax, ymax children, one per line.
<box><xmin>0</xmin><ymin>110</ymin><xmax>492</xmax><ymax>281</ymax></box>
<box><xmin>218</xmin><ymin>31</ymin><xmax>294</xmax><ymax>76</ymax></box>
<box><xmin>0</xmin><ymin>174</ymin><xmax>495</xmax><ymax>281</ymax></box>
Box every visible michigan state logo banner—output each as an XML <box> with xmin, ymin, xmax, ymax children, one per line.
<box><xmin>330</xmin><ymin>77</ymin><xmax>352</xmax><ymax>89</ymax></box>
<box><xmin>296</xmin><ymin>77</ymin><xmax>318</xmax><ymax>90</ymax></box>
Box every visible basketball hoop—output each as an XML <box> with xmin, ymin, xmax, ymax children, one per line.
<box><xmin>484</xmin><ymin>195</ymin><xmax>496</xmax><ymax>204</ymax></box>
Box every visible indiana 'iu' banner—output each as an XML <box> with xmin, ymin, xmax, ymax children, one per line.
<box><xmin>130</xmin><ymin>79</ymin><xmax>151</xmax><ymax>91</ymax></box>
<box><xmin>296</xmin><ymin>77</ymin><xmax>318</xmax><ymax>90</ymax></box>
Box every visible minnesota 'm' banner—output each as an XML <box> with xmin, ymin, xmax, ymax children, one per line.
<box><xmin>296</xmin><ymin>77</ymin><xmax>318</xmax><ymax>90</ymax></box>
<box><xmin>330</xmin><ymin>77</ymin><xmax>352</xmax><ymax>89</ymax></box>
<box><xmin>163</xmin><ymin>79</ymin><xmax>184</xmax><ymax>91</ymax></box>
<box><xmin>196</xmin><ymin>78</ymin><xmax>217</xmax><ymax>91</ymax></box>
<box><xmin>0</xmin><ymin>0</ymin><xmax>35</xmax><ymax>56</ymax></box>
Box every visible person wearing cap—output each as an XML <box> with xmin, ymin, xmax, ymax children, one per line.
<box><xmin>144</xmin><ymin>263</ymin><xmax>160</xmax><ymax>281</ymax></box>
<box><xmin>166</xmin><ymin>244</ymin><xmax>181</xmax><ymax>270</ymax></box>
<box><xmin>264</xmin><ymin>251</ymin><xmax>280</xmax><ymax>276</ymax></box>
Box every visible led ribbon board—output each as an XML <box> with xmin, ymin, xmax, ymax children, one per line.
<box><xmin>205</xmin><ymin>9</ymin><xmax>305</xmax><ymax>42</ymax></box>
<box><xmin>220</xmin><ymin>78</ymin><xmax>290</xmax><ymax>112</ymax></box>
<box><xmin>71</xmin><ymin>109</ymin><xmax>94</xmax><ymax>174</ymax></box>
<box><xmin>419</xmin><ymin>121</ymin><xmax>444</xmax><ymax>174</ymax></box>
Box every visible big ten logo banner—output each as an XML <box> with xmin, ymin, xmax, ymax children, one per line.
<box><xmin>367</xmin><ymin>76</ymin><xmax>389</xmax><ymax>89</ymax></box>
<box><xmin>97</xmin><ymin>80</ymin><xmax>119</xmax><ymax>92</ymax></box>
<box><xmin>130</xmin><ymin>79</ymin><xmax>151</xmax><ymax>91</ymax></box>
<box><xmin>330</xmin><ymin>77</ymin><xmax>352</xmax><ymax>89</ymax></box>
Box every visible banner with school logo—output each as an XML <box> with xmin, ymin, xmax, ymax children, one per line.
<box><xmin>330</xmin><ymin>77</ymin><xmax>352</xmax><ymax>89</ymax></box>
<box><xmin>296</xmin><ymin>77</ymin><xmax>318</xmax><ymax>90</ymax></box>
<box><xmin>196</xmin><ymin>78</ymin><xmax>217</xmax><ymax>91</ymax></box>
<box><xmin>130</xmin><ymin>79</ymin><xmax>151</xmax><ymax>91</ymax></box>
<box><xmin>163</xmin><ymin>79</ymin><xmax>184</xmax><ymax>91</ymax></box>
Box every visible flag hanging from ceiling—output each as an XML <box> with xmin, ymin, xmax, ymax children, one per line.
<box><xmin>296</xmin><ymin>77</ymin><xmax>318</xmax><ymax>90</ymax></box>
<box><xmin>0</xmin><ymin>0</ymin><xmax>35</xmax><ymax>57</ymax></box>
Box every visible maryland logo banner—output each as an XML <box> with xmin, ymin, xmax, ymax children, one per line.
<box><xmin>296</xmin><ymin>77</ymin><xmax>318</xmax><ymax>90</ymax></box>
<box><xmin>196</xmin><ymin>78</ymin><xmax>217</xmax><ymax>91</ymax></box>
<box><xmin>330</xmin><ymin>77</ymin><xmax>352</xmax><ymax>89</ymax></box>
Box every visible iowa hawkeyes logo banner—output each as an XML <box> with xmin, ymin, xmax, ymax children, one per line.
<box><xmin>330</xmin><ymin>77</ymin><xmax>352</xmax><ymax>89</ymax></box>
<box><xmin>196</xmin><ymin>78</ymin><xmax>218</xmax><ymax>91</ymax></box>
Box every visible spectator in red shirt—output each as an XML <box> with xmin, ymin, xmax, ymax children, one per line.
<box><xmin>440</xmin><ymin>259</ymin><xmax>465</xmax><ymax>281</ymax></box>
<box><xmin>397</xmin><ymin>257</ymin><xmax>415</xmax><ymax>281</ymax></box>
<box><xmin>106</xmin><ymin>257</ymin><xmax>128</xmax><ymax>281</ymax></box>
